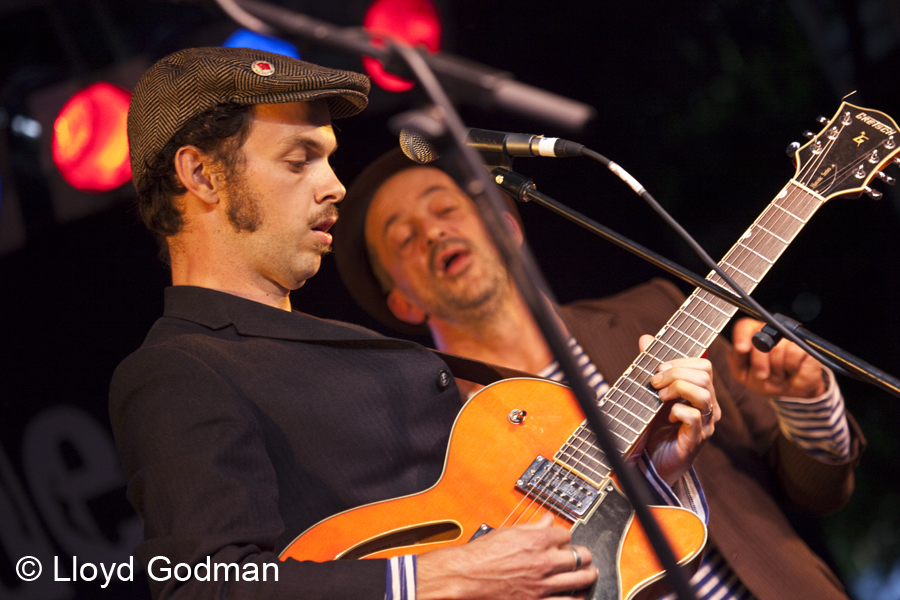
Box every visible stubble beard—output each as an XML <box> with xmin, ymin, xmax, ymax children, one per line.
<box><xmin>424</xmin><ymin>238</ymin><xmax>510</xmax><ymax>324</ymax></box>
<box><xmin>223</xmin><ymin>169</ymin><xmax>335</xmax><ymax>259</ymax></box>
<box><xmin>219</xmin><ymin>165</ymin><xmax>335</xmax><ymax>291</ymax></box>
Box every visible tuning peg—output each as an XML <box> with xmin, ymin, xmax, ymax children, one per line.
<box><xmin>876</xmin><ymin>171</ymin><xmax>896</xmax><ymax>185</ymax></box>
<box><xmin>803</xmin><ymin>130</ymin><xmax>816</xmax><ymax>139</ymax></box>
<box><xmin>785</xmin><ymin>141</ymin><xmax>800</xmax><ymax>157</ymax></box>
<box><xmin>865</xmin><ymin>186</ymin><xmax>884</xmax><ymax>200</ymax></box>
<box><xmin>816</xmin><ymin>115</ymin><xmax>828</xmax><ymax>125</ymax></box>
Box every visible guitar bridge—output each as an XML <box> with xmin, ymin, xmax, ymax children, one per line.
<box><xmin>515</xmin><ymin>456</ymin><xmax>604</xmax><ymax>520</ymax></box>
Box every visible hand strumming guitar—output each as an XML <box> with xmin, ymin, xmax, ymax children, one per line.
<box><xmin>416</xmin><ymin>514</ymin><xmax>597</xmax><ymax>600</ymax></box>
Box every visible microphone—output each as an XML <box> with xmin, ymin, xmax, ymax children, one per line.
<box><xmin>399</xmin><ymin>127</ymin><xmax>584</xmax><ymax>164</ymax></box>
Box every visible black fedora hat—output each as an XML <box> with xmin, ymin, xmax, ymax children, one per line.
<box><xmin>333</xmin><ymin>148</ymin><xmax>429</xmax><ymax>335</ymax></box>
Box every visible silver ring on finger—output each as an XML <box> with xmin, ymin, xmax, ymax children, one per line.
<box><xmin>702</xmin><ymin>407</ymin><xmax>714</xmax><ymax>423</ymax></box>
<box><xmin>570</xmin><ymin>546</ymin><xmax>582</xmax><ymax>571</ymax></box>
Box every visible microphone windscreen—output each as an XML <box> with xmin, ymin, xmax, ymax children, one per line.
<box><xmin>399</xmin><ymin>129</ymin><xmax>439</xmax><ymax>164</ymax></box>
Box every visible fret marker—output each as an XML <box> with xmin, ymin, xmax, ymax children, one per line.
<box><xmin>778</xmin><ymin>188</ymin><xmax>788</xmax><ymax>199</ymax></box>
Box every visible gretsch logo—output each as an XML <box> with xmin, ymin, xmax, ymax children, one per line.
<box><xmin>855</xmin><ymin>112</ymin><xmax>897</xmax><ymax>136</ymax></box>
<box><xmin>853</xmin><ymin>132</ymin><xmax>869</xmax><ymax>146</ymax></box>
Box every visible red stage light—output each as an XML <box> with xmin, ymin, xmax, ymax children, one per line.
<box><xmin>52</xmin><ymin>82</ymin><xmax>132</xmax><ymax>192</ymax></box>
<box><xmin>363</xmin><ymin>0</ymin><xmax>441</xmax><ymax>92</ymax></box>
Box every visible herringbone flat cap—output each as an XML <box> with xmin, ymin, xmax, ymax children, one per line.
<box><xmin>128</xmin><ymin>46</ymin><xmax>370</xmax><ymax>190</ymax></box>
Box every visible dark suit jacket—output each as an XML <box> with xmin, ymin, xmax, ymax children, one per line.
<box><xmin>110</xmin><ymin>286</ymin><xmax>463</xmax><ymax>600</ymax></box>
<box><xmin>560</xmin><ymin>279</ymin><xmax>865</xmax><ymax>600</ymax></box>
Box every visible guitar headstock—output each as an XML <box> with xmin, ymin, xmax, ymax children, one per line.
<box><xmin>791</xmin><ymin>102</ymin><xmax>900</xmax><ymax>201</ymax></box>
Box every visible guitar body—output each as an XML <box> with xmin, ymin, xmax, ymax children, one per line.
<box><xmin>281</xmin><ymin>378</ymin><xmax>706</xmax><ymax>600</ymax></box>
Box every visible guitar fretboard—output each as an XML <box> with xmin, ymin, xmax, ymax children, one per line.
<box><xmin>556</xmin><ymin>181</ymin><xmax>827</xmax><ymax>486</ymax></box>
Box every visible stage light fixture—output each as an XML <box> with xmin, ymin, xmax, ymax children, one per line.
<box><xmin>11</xmin><ymin>115</ymin><xmax>42</xmax><ymax>139</ymax></box>
<box><xmin>51</xmin><ymin>82</ymin><xmax>132</xmax><ymax>193</ymax></box>
<box><xmin>223</xmin><ymin>29</ymin><xmax>300</xmax><ymax>59</ymax></box>
<box><xmin>363</xmin><ymin>0</ymin><xmax>441</xmax><ymax>92</ymax></box>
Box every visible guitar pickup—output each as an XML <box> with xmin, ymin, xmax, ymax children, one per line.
<box><xmin>515</xmin><ymin>456</ymin><xmax>603</xmax><ymax>520</ymax></box>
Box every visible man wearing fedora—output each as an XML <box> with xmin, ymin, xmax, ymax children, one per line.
<box><xmin>334</xmin><ymin>148</ymin><xmax>865</xmax><ymax>600</ymax></box>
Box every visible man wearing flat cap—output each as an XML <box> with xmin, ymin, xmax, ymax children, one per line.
<box><xmin>111</xmin><ymin>47</ymin><xmax>607</xmax><ymax>600</ymax></box>
<box><xmin>333</xmin><ymin>148</ymin><xmax>866</xmax><ymax>600</ymax></box>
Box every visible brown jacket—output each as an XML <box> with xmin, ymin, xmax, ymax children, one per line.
<box><xmin>560</xmin><ymin>279</ymin><xmax>864</xmax><ymax>600</ymax></box>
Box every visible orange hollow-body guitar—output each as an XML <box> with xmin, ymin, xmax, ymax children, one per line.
<box><xmin>281</xmin><ymin>102</ymin><xmax>900</xmax><ymax>600</ymax></box>
<box><xmin>281</xmin><ymin>378</ymin><xmax>706</xmax><ymax>600</ymax></box>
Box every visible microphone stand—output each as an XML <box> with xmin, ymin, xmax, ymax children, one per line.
<box><xmin>492</xmin><ymin>166</ymin><xmax>900</xmax><ymax>399</ymax></box>
<box><xmin>214</xmin><ymin>1</ymin><xmax>699</xmax><ymax>598</ymax></box>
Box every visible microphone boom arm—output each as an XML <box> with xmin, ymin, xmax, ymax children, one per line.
<box><xmin>232</xmin><ymin>0</ymin><xmax>596</xmax><ymax>131</ymax></box>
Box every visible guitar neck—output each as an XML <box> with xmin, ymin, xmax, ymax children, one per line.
<box><xmin>557</xmin><ymin>180</ymin><xmax>827</xmax><ymax>486</ymax></box>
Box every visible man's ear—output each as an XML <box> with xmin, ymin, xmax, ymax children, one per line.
<box><xmin>174</xmin><ymin>146</ymin><xmax>220</xmax><ymax>205</ymax></box>
<box><xmin>502</xmin><ymin>211</ymin><xmax>524</xmax><ymax>246</ymax></box>
<box><xmin>386</xmin><ymin>289</ymin><xmax>427</xmax><ymax>325</ymax></box>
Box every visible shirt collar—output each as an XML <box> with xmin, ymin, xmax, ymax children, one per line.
<box><xmin>162</xmin><ymin>285</ymin><xmax>386</xmax><ymax>343</ymax></box>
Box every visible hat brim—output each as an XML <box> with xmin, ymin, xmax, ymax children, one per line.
<box><xmin>333</xmin><ymin>148</ymin><xmax>430</xmax><ymax>335</ymax></box>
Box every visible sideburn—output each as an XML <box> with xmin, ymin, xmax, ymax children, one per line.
<box><xmin>215</xmin><ymin>151</ymin><xmax>262</xmax><ymax>233</ymax></box>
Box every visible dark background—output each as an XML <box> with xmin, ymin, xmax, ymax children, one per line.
<box><xmin>1</xmin><ymin>1</ymin><xmax>899</xmax><ymax>598</ymax></box>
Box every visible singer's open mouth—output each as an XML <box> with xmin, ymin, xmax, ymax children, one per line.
<box><xmin>434</xmin><ymin>244</ymin><xmax>471</xmax><ymax>277</ymax></box>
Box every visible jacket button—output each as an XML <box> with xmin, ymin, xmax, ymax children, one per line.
<box><xmin>436</xmin><ymin>369</ymin><xmax>452</xmax><ymax>390</ymax></box>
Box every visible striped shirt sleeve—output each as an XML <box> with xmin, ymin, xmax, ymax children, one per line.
<box><xmin>637</xmin><ymin>454</ymin><xmax>709</xmax><ymax>524</ymax></box>
<box><xmin>769</xmin><ymin>369</ymin><xmax>851</xmax><ymax>461</ymax></box>
<box><xmin>386</xmin><ymin>555</ymin><xmax>416</xmax><ymax>600</ymax></box>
